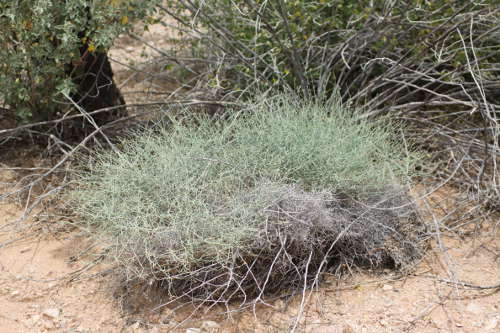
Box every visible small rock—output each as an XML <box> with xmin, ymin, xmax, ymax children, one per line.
<box><xmin>381</xmin><ymin>284</ymin><xmax>393</xmax><ymax>291</ymax></box>
<box><xmin>129</xmin><ymin>322</ymin><xmax>145</xmax><ymax>332</ymax></box>
<box><xmin>342</xmin><ymin>324</ymin><xmax>355</xmax><ymax>333</ymax></box>
<box><xmin>42</xmin><ymin>308</ymin><xmax>60</xmax><ymax>319</ymax></box>
<box><xmin>466</xmin><ymin>302</ymin><xmax>482</xmax><ymax>315</ymax></box>
<box><xmin>10</xmin><ymin>290</ymin><xmax>20</xmax><ymax>297</ymax></box>
<box><xmin>485</xmin><ymin>317</ymin><xmax>497</xmax><ymax>330</ymax></box>
<box><xmin>310</xmin><ymin>325</ymin><xmax>344</xmax><ymax>333</ymax></box>
<box><xmin>129</xmin><ymin>322</ymin><xmax>141</xmax><ymax>329</ymax></box>
<box><xmin>28</xmin><ymin>314</ymin><xmax>41</xmax><ymax>328</ymax></box>
<box><xmin>20</xmin><ymin>295</ymin><xmax>34</xmax><ymax>302</ymax></box>
<box><xmin>201</xmin><ymin>320</ymin><xmax>220</xmax><ymax>330</ymax></box>
<box><xmin>186</xmin><ymin>329</ymin><xmax>202</xmax><ymax>333</ymax></box>
<box><xmin>43</xmin><ymin>319</ymin><xmax>55</xmax><ymax>329</ymax></box>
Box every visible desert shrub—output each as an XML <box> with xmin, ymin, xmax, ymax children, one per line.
<box><xmin>0</xmin><ymin>0</ymin><xmax>160</xmax><ymax>123</ymax></box>
<box><xmin>159</xmin><ymin>0</ymin><xmax>499</xmax><ymax>208</ymax></box>
<box><xmin>73</xmin><ymin>95</ymin><xmax>425</xmax><ymax>305</ymax></box>
<box><xmin>163</xmin><ymin>0</ymin><xmax>498</xmax><ymax>97</ymax></box>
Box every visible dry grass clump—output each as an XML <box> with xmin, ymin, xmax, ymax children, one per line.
<box><xmin>72</xmin><ymin>95</ymin><xmax>425</xmax><ymax>306</ymax></box>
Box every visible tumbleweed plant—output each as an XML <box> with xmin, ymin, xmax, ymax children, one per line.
<box><xmin>73</xmin><ymin>94</ymin><xmax>425</xmax><ymax>307</ymax></box>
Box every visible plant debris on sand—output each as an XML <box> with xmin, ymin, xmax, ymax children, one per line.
<box><xmin>72</xmin><ymin>95</ymin><xmax>426</xmax><ymax>307</ymax></box>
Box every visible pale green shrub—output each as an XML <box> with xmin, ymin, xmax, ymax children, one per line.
<box><xmin>73</xmin><ymin>94</ymin><xmax>423</xmax><ymax>304</ymax></box>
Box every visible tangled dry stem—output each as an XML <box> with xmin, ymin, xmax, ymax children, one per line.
<box><xmin>122</xmin><ymin>185</ymin><xmax>425</xmax><ymax>310</ymax></box>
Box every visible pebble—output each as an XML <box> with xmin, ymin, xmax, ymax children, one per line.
<box><xmin>129</xmin><ymin>322</ymin><xmax>144</xmax><ymax>332</ymax></box>
<box><xmin>382</xmin><ymin>284</ymin><xmax>394</xmax><ymax>291</ymax></box>
<box><xmin>43</xmin><ymin>320</ymin><xmax>55</xmax><ymax>329</ymax></box>
<box><xmin>343</xmin><ymin>325</ymin><xmax>355</xmax><ymax>333</ymax></box>
<box><xmin>310</xmin><ymin>325</ymin><xmax>344</xmax><ymax>333</ymax></box>
<box><xmin>42</xmin><ymin>308</ymin><xmax>60</xmax><ymax>319</ymax></box>
<box><xmin>186</xmin><ymin>329</ymin><xmax>202</xmax><ymax>333</ymax></box>
<box><xmin>129</xmin><ymin>322</ymin><xmax>140</xmax><ymax>329</ymax></box>
<box><xmin>485</xmin><ymin>317</ymin><xmax>497</xmax><ymax>330</ymax></box>
<box><xmin>201</xmin><ymin>320</ymin><xmax>220</xmax><ymax>330</ymax></box>
<box><xmin>466</xmin><ymin>302</ymin><xmax>482</xmax><ymax>315</ymax></box>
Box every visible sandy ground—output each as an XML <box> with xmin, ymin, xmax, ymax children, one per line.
<box><xmin>0</xmin><ymin>166</ymin><xmax>498</xmax><ymax>333</ymax></box>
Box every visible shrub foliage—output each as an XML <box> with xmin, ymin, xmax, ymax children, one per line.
<box><xmin>164</xmin><ymin>0</ymin><xmax>498</xmax><ymax>97</ymax></box>
<box><xmin>160</xmin><ymin>0</ymin><xmax>499</xmax><ymax>207</ymax></box>
<box><xmin>0</xmin><ymin>0</ymin><xmax>159</xmax><ymax>123</ymax></box>
<box><xmin>73</xmin><ymin>95</ymin><xmax>424</xmax><ymax>305</ymax></box>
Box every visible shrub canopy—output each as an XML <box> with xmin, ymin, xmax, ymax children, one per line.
<box><xmin>73</xmin><ymin>95</ymin><xmax>424</xmax><ymax>304</ymax></box>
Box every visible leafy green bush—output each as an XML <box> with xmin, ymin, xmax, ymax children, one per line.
<box><xmin>0</xmin><ymin>0</ymin><xmax>159</xmax><ymax>122</ymax></box>
<box><xmin>73</xmin><ymin>94</ymin><xmax>424</xmax><ymax>304</ymax></box>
